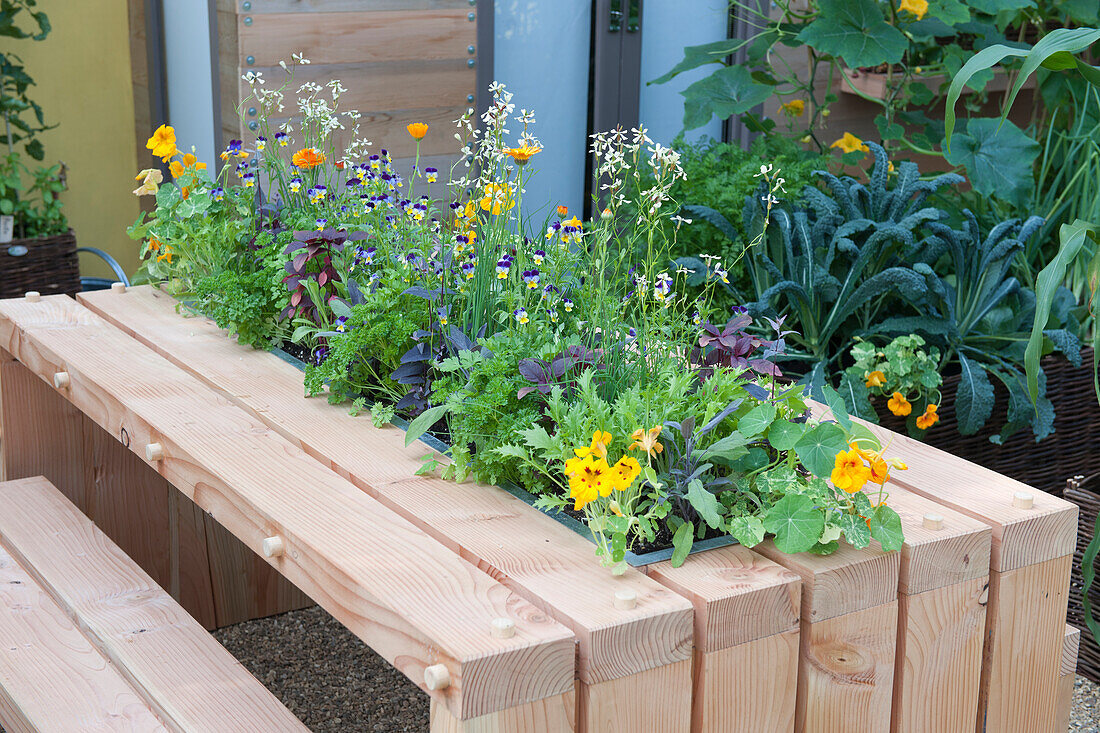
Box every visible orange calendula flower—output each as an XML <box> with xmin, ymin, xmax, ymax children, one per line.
<box><xmin>779</xmin><ymin>99</ymin><xmax>805</xmax><ymax>117</ymax></box>
<box><xmin>629</xmin><ymin>426</ymin><xmax>663</xmax><ymax>457</ymax></box>
<box><xmin>146</xmin><ymin>124</ymin><xmax>177</xmax><ymax>161</ymax></box>
<box><xmin>887</xmin><ymin>392</ymin><xmax>912</xmax><ymax>417</ymax></box>
<box><xmin>503</xmin><ymin>145</ymin><xmax>542</xmax><ymax>164</ymax></box>
<box><xmin>407</xmin><ymin>122</ymin><xmax>429</xmax><ymax>140</ymax></box>
<box><xmin>915</xmin><ymin>403</ymin><xmax>939</xmax><ymax>430</ymax></box>
<box><xmin>830</xmin><ymin>132</ymin><xmax>870</xmax><ymax>155</ymax></box>
<box><xmin>831</xmin><ymin>448</ymin><xmax>872</xmax><ymax>493</ymax></box>
<box><xmin>557</xmin><ymin>205</ymin><xmax>568</xmax><ymax>217</ymax></box>
<box><xmin>865</xmin><ymin>370</ymin><xmax>886</xmax><ymax>389</ymax></box>
<box><xmin>574</xmin><ymin>431</ymin><xmax>612</xmax><ymax>461</ymax></box>
<box><xmin>610</xmin><ymin>456</ymin><xmax>641</xmax><ymax>491</ymax></box>
<box><xmin>292</xmin><ymin>147</ymin><xmax>325</xmax><ymax>169</ymax></box>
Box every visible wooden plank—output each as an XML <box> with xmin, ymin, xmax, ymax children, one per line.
<box><xmin>241</xmin><ymin>0</ymin><xmax>472</xmax><ymax>13</ymax></box>
<box><xmin>797</xmin><ymin>601</ymin><xmax>899</xmax><ymax>733</ymax></box>
<box><xmin>887</xmin><ymin>487</ymin><xmax>990</xmax><ymax>733</ymax></box>
<box><xmin>0</xmin><ymin>476</ymin><xmax>308</xmax><ymax>731</ymax></box>
<box><xmin>0</xmin><ymin>295</ymin><xmax>576</xmax><ymax>721</ymax></box>
<box><xmin>429</xmin><ymin>691</ymin><xmax>575</xmax><ymax>733</ymax></box>
<box><xmin>239</xmin><ymin>10</ymin><xmax>476</xmax><ymax>67</ymax></box>
<box><xmin>79</xmin><ymin>287</ymin><xmax>695</xmax><ymax>701</ymax></box>
<box><xmin>0</xmin><ymin>358</ymin><xmax>86</xmax><ymax>510</ymax></box>
<box><xmin>980</xmin><ymin>554</ymin><xmax>1073</xmax><ymax>733</ymax></box>
<box><xmin>694</xmin><ymin>630</ymin><xmax>799</xmax><ymax>733</ymax></box>
<box><xmin>0</xmin><ymin>541</ymin><xmax>167</xmax><ymax>733</ymax></box>
<box><xmin>646</xmin><ymin>546</ymin><xmax>800</xmax><ymax>733</ymax></box>
<box><xmin>1057</xmin><ymin>625</ymin><xmax>1080</xmax><ymax>733</ymax></box>
<box><xmin>577</xmin><ymin>659</ymin><xmax>692</xmax><ymax>732</ymax></box>
<box><xmin>170</xmin><ymin>490</ymin><xmax>218</xmax><ymax>629</ymax></box>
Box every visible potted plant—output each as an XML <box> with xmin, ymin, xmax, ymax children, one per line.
<box><xmin>0</xmin><ymin>0</ymin><xmax>78</xmax><ymax>298</ymax></box>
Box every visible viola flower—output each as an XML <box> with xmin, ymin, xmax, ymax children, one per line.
<box><xmin>315</xmin><ymin>218</ymin><xmax>328</xmax><ymax>230</ymax></box>
<box><xmin>831</xmin><ymin>132</ymin><xmax>870</xmax><ymax>155</ymax></box>
<box><xmin>545</xmin><ymin>221</ymin><xmax>561</xmax><ymax>241</ymax></box>
<box><xmin>234</xmin><ymin>162</ymin><xmax>247</xmax><ymax>179</ymax></box>
<box><xmin>714</xmin><ymin>267</ymin><xmax>729</xmax><ymax>284</ymax></box>
<box><xmin>557</xmin><ymin>205</ymin><xmax>568</xmax><ymax>217</ymax></box>
<box><xmin>654</xmin><ymin>272</ymin><xmax>672</xmax><ymax>301</ymax></box>
<box><xmin>514</xmin><ymin>307</ymin><xmax>529</xmax><ymax>324</ymax></box>
<box><xmin>292</xmin><ymin>147</ymin><xmax>325</xmax><ymax>168</ymax></box>
<box><xmin>547</xmin><ymin>309</ymin><xmax>559</xmax><ymax>323</ymax></box>
<box><xmin>563</xmin><ymin>297</ymin><xmax>574</xmax><ymax>312</ymax></box>
<box><xmin>830</xmin><ymin>448</ymin><xmax>872</xmax><ymax>493</ymax></box>
<box><xmin>255</xmin><ymin>136</ymin><xmax>267</xmax><ymax>152</ymax></box>
<box><xmin>541</xmin><ymin>283</ymin><xmax>558</xmax><ymax>300</ymax></box>
<box><xmin>916</xmin><ymin>404</ymin><xmax>939</xmax><ymax>430</ymax></box>
<box><xmin>575</xmin><ymin>431</ymin><xmax>612</xmax><ymax>461</ymax></box>
<box><xmin>496</xmin><ymin>258</ymin><xmax>511</xmax><ymax>279</ymax></box>
<box><xmin>899</xmin><ymin>0</ymin><xmax>928</xmax><ymax>19</ymax></box>
<box><xmin>407</xmin><ymin>122</ymin><xmax>429</xmax><ymax>140</ymax></box>
<box><xmin>532</xmin><ymin>249</ymin><xmax>546</xmax><ymax>265</ymax></box>
<box><xmin>779</xmin><ymin>99</ymin><xmax>805</xmax><ymax>117</ymax></box>
<box><xmin>503</xmin><ymin>145</ymin><xmax>541</xmax><ymax>165</ymax></box>
<box><xmin>610</xmin><ymin>456</ymin><xmax>641</xmax><ymax>491</ymax></box>
<box><xmin>275</xmin><ymin>131</ymin><xmax>289</xmax><ymax>147</ymax></box>
<box><xmin>523</xmin><ymin>269</ymin><xmax>540</xmax><ymax>289</ymax></box>
<box><xmin>211</xmin><ymin>186</ymin><xmax>225</xmax><ymax>201</ymax></box>
<box><xmin>309</xmin><ymin>185</ymin><xmax>328</xmax><ymax>204</ymax></box>
<box><xmin>865</xmin><ymin>370</ymin><xmax>886</xmax><ymax>389</ymax></box>
<box><xmin>437</xmin><ymin>306</ymin><xmax>449</xmax><ymax>327</ymax></box>
<box><xmin>692</xmin><ymin>311</ymin><xmax>701</xmax><ymax>325</ymax></box>
<box><xmin>311</xmin><ymin>345</ymin><xmax>330</xmax><ymax>366</ymax></box>
<box><xmin>424</xmin><ymin>167</ymin><xmax>438</xmax><ymax>183</ymax></box>
<box><xmin>369</xmin><ymin>154</ymin><xmax>382</xmax><ymax>170</ymax></box>
<box><xmin>345</xmin><ymin>177</ymin><xmax>362</xmax><ymax>189</ymax></box>
<box><xmin>461</xmin><ymin>261</ymin><xmax>476</xmax><ymax>279</ymax></box>
<box><xmin>242</xmin><ymin>172</ymin><xmax>256</xmax><ymax>188</ymax></box>
<box><xmin>221</xmin><ymin>139</ymin><xmax>248</xmax><ymax>160</ymax></box>
<box><xmin>334</xmin><ymin>315</ymin><xmax>349</xmax><ymax>333</ymax></box>
<box><xmin>146</xmin><ymin>124</ymin><xmax>178</xmax><ymax>161</ymax></box>
<box><xmin>887</xmin><ymin>392</ymin><xmax>912</xmax><ymax>417</ymax></box>
<box><xmin>629</xmin><ymin>426</ymin><xmax>663</xmax><ymax>457</ymax></box>
<box><xmin>289</xmin><ymin>177</ymin><xmax>303</xmax><ymax>193</ymax></box>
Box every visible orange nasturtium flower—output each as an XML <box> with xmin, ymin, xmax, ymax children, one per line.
<box><xmin>146</xmin><ymin>124</ymin><xmax>177</xmax><ymax>161</ymax></box>
<box><xmin>156</xmin><ymin>243</ymin><xmax>176</xmax><ymax>263</ymax></box>
<box><xmin>830</xmin><ymin>132</ymin><xmax>870</xmax><ymax>155</ymax></box>
<box><xmin>407</xmin><ymin>122</ymin><xmax>429</xmax><ymax>140</ymax></box>
<box><xmin>831</xmin><ymin>448</ymin><xmax>872</xmax><ymax>493</ymax></box>
<box><xmin>779</xmin><ymin>99</ymin><xmax>805</xmax><ymax>117</ymax></box>
<box><xmin>292</xmin><ymin>147</ymin><xmax>325</xmax><ymax>169</ymax></box>
<box><xmin>629</xmin><ymin>426</ymin><xmax>663</xmax><ymax>457</ymax></box>
<box><xmin>887</xmin><ymin>392</ymin><xmax>912</xmax><ymax>417</ymax></box>
<box><xmin>915</xmin><ymin>403</ymin><xmax>939</xmax><ymax>430</ymax></box>
<box><xmin>503</xmin><ymin>145</ymin><xmax>542</xmax><ymax>165</ymax></box>
<box><xmin>574</xmin><ymin>431</ymin><xmax>612</xmax><ymax>461</ymax></box>
<box><xmin>169</xmin><ymin>152</ymin><xmax>206</xmax><ymax>178</ymax></box>
<box><xmin>864</xmin><ymin>370</ymin><xmax>886</xmax><ymax>389</ymax></box>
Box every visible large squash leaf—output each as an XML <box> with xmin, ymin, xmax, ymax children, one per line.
<box><xmin>943</xmin><ymin>118</ymin><xmax>1038</xmax><ymax>207</ymax></box>
<box><xmin>796</xmin><ymin>0</ymin><xmax>907</xmax><ymax>69</ymax></box>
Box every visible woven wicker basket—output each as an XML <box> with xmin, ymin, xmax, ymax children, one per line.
<box><xmin>0</xmin><ymin>230</ymin><xmax>81</xmax><ymax>299</ymax></box>
<box><xmin>878</xmin><ymin>349</ymin><xmax>1100</xmax><ymax>498</ymax></box>
<box><xmin>1064</xmin><ymin>474</ymin><xmax>1099</xmax><ymax>684</ymax></box>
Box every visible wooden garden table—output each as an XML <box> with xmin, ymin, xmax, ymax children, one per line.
<box><xmin>0</xmin><ymin>286</ymin><xmax>1080</xmax><ymax>733</ymax></box>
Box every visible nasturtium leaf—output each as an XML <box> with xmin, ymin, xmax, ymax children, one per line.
<box><xmin>687</xmin><ymin>479</ymin><xmax>725</xmax><ymax>529</ymax></box>
<box><xmin>819</xmin><ymin>521</ymin><xmax>843</xmax><ymax>545</ymax></box>
<box><xmin>793</xmin><ymin>422</ymin><xmax>849</xmax><ymax>479</ymax></box>
<box><xmin>681</xmin><ymin>64</ymin><xmax>773</xmax><ymax>131</ymax></box>
<box><xmin>838</xmin><ymin>513</ymin><xmax>872</xmax><ymax>548</ymax></box>
<box><xmin>671</xmin><ymin>521</ymin><xmax>695</xmax><ymax>567</ymax></box>
<box><xmin>764</xmin><ymin>494</ymin><xmax>825</xmax><ymax>554</ymax></box>
<box><xmin>809</xmin><ymin>540</ymin><xmax>840</xmax><ymax>555</ymax></box>
<box><xmin>953</xmin><ymin>352</ymin><xmax>995</xmax><ymax>435</ymax></box>
<box><xmin>943</xmin><ymin>118</ymin><xmax>1038</xmax><ymax>207</ymax></box>
<box><xmin>852</xmin><ymin>491</ymin><xmax>874</xmax><ymax>517</ymax></box>
<box><xmin>795</xmin><ymin>0</ymin><xmax>907</xmax><ymax>69</ymax></box>
<box><xmin>767</xmin><ymin>419</ymin><xmax>802</xmax><ymax>452</ymax></box>
<box><xmin>727</xmin><ymin>515</ymin><xmax>765</xmax><ymax>547</ymax></box>
<box><xmin>869</xmin><ymin>505</ymin><xmax>904</xmax><ymax>552</ymax></box>
<box><xmin>738</xmin><ymin>402</ymin><xmax>777</xmax><ymax>438</ymax></box>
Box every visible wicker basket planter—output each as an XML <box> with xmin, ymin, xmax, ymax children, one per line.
<box><xmin>0</xmin><ymin>230</ymin><xmax>81</xmax><ymax>300</ymax></box>
<box><xmin>1065</xmin><ymin>474</ymin><xmax>1100</xmax><ymax>684</ymax></box>
<box><xmin>878</xmin><ymin>349</ymin><xmax>1100</xmax><ymax>498</ymax></box>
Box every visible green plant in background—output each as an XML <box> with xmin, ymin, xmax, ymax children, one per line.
<box><xmin>0</xmin><ymin>0</ymin><xmax>67</xmax><ymax>239</ymax></box>
<box><xmin>841</xmin><ymin>335</ymin><xmax>943</xmax><ymax>433</ymax></box>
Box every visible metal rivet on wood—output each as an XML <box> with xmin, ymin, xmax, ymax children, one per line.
<box><xmin>491</xmin><ymin>617</ymin><xmax>515</xmax><ymax>639</ymax></box>
<box><xmin>922</xmin><ymin>513</ymin><xmax>944</xmax><ymax>531</ymax></box>
<box><xmin>53</xmin><ymin>372</ymin><xmax>70</xmax><ymax>389</ymax></box>
<box><xmin>24</xmin><ymin>291</ymin><xmax>40</xmax><ymax>302</ymax></box>
<box><xmin>1012</xmin><ymin>491</ymin><xmax>1034</xmax><ymax>510</ymax></box>
<box><xmin>424</xmin><ymin>664</ymin><xmax>450</xmax><ymax>691</ymax></box>
<box><xmin>111</xmin><ymin>282</ymin><xmax>126</xmax><ymax>293</ymax></box>
<box><xmin>145</xmin><ymin>442</ymin><xmax>165</xmax><ymax>462</ymax></box>
<box><xmin>262</xmin><ymin>536</ymin><xmax>285</xmax><ymax>558</ymax></box>
<box><xmin>614</xmin><ymin>588</ymin><xmax>637</xmax><ymax>610</ymax></box>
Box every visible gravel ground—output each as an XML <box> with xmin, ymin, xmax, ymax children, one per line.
<box><xmin>213</xmin><ymin>605</ymin><xmax>1100</xmax><ymax>732</ymax></box>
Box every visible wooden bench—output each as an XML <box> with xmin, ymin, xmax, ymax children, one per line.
<box><xmin>0</xmin><ymin>475</ymin><xmax>308</xmax><ymax>732</ymax></box>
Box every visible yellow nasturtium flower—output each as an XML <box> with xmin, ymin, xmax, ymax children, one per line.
<box><xmin>864</xmin><ymin>370</ymin><xmax>886</xmax><ymax>389</ymax></box>
<box><xmin>146</xmin><ymin>124</ymin><xmax>177</xmax><ymax>161</ymax></box>
<box><xmin>830</xmin><ymin>448</ymin><xmax>872</xmax><ymax>493</ymax></box>
<box><xmin>887</xmin><ymin>392</ymin><xmax>912</xmax><ymax>417</ymax></box>
<box><xmin>564</xmin><ymin>455</ymin><xmax>614</xmax><ymax>510</ymax></box>
<box><xmin>574</xmin><ymin>431</ymin><xmax>612</xmax><ymax>460</ymax></box>
<box><xmin>629</xmin><ymin>426</ymin><xmax>663</xmax><ymax>457</ymax></box>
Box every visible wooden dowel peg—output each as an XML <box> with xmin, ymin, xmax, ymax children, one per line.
<box><xmin>424</xmin><ymin>664</ymin><xmax>450</xmax><ymax>691</ymax></box>
<box><xmin>145</xmin><ymin>442</ymin><xmax>164</xmax><ymax>462</ymax></box>
<box><xmin>614</xmin><ymin>588</ymin><xmax>637</xmax><ymax>610</ymax></box>
<box><xmin>262</xmin><ymin>536</ymin><xmax>285</xmax><ymax>558</ymax></box>
<box><xmin>1012</xmin><ymin>491</ymin><xmax>1034</xmax><ymax>510</ymax></box>
<box><xmin>24</xmin><ymin>291</ymin><xmax>40</xmax><ymax>303</ymax></box>
<box><xmin>922</xmin><ymin>513</ymin><xmax>944</xmax><ymax>531</ymax></box>
<box><xmin>491</xmin><ymin>617</ymin><xmax>515</xmax><ymax>639</ymax></box>
<box><xmin>53</xmin><ymin>372</ymin><xmax>70</xmax><ymax>389</ymax></box>
<box><xmin>110</xmin><ymin>282</ymin><xmax>126</xmax><ymax>293</ymax></box>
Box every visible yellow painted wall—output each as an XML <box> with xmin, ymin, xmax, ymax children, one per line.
<box><xmin>16</xmin><ymin>0</ymin><xmax>140</xmax><ymax>279</ymax></box>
